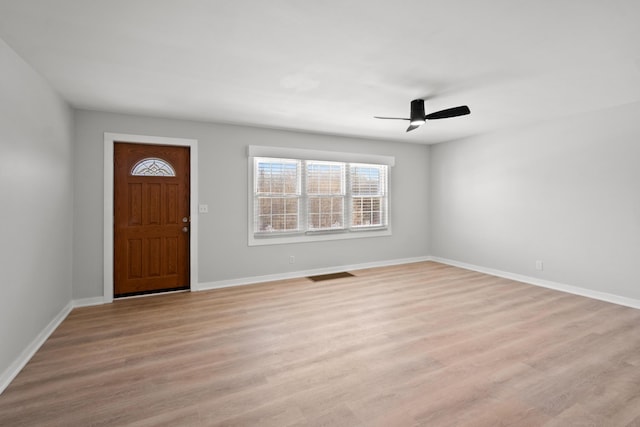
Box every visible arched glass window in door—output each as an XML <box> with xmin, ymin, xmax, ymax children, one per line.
<box><xmin>131</xmin><ymin>158</ymin><xmax>176</xmax><ymax>176</ymax></box>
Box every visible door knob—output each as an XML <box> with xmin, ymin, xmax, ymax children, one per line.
<box><xmin>182</xmin><ymin>217</ymin><xmax>189</xmax><ymax>223</ymax></box>
<box><xmin>182</xmin><ymin>226</ymin><xmax>189</xmax><ymax>233</ymax></box>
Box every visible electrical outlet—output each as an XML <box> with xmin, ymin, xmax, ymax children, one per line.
<box><xmin>199</xmin><ymin>204</ymin><xmax>208</xmax><ymax>213</ymax></box>
<box><xmin>535</xmin><ymin>260</ymin><xmax>544</xmax><ymax>271</ymax></box>
<box><xmin>289</xmin><ymin>256</ymin><xmax>295</xmax><ymax>264</ymax></box>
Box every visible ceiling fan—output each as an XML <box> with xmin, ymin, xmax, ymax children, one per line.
<box><xmin>375</xmin><ymin>99</ymin><xmax>470</xmax><ymax>132</ymax></box>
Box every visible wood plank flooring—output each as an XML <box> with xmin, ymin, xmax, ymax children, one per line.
<box><xmin>1</xmin><ymin>261</ymin><xmax>639</xmax><ymax>426</ymax></box>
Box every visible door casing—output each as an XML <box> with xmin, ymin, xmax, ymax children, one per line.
<box><xmin>104</xmin><ymin>132</ymin><xmax>199</xmax><ymax>303</ymax></box>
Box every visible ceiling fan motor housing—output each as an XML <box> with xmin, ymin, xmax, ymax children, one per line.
<box><xmin>410</xmin><ymin>99</ymin><xmax>425</xmax><ymax>120</ymax></box>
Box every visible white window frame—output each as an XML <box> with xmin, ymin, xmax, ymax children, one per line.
<box><xmin>248</xmin><ymin>146</ymin><xmax>394</xmax><ymax>246</ymax></box>
<box><xmin>254</xmin><ymin>158</ymin><xmax>302</xmax><ymax>235</ymax></box>
<box><xmin>306</xmin><ymin>160</ymin><xmax>346</xmax><ymax>232</ymax></box>
<box><xmin>350</xmin><ymin>163</ymin><xmax>388</xmax><ymax>230</ymax></box>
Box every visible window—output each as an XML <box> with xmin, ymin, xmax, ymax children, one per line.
<box><xmin>307</xmin><ymin>161</ymin><xmax>345</xmax><ymax>231</ymax></box>
<box><xmin>351</xmin><ymin>164</ymin><xmax>386</xmax><ymax>228</ymax></box>
<box><xmin>250</xmin><ymin>147</ymin><xmax>392</xmax><ymax>245</ymax></box>
<box><xmin>131</xmin><ymin>158</ymin><xmax>176</xmax><ymax>176</ymax></box>
<box><xmin>255</xmin><ymin>159</ymin><xmax>300</xmax><ymax>233</ymax></box>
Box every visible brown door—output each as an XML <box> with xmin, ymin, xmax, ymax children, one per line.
<box><xmin>114</xmin><ymin>143</ymin><xmax>190</xmax><ymax>297</ymax></box>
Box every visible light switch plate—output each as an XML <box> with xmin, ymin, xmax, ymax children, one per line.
<box><xmin>199</xmin><ymin>204</ymin><xmax>209</xmax><ymax>213</ymax></box>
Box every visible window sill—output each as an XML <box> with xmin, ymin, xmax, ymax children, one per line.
<box><xmin>248</xmin><ymin>227</ymin><xmax>391</xmax><ymax>246</ymax></box>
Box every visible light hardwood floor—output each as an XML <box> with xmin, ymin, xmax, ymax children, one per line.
<box><xmin>1</xmin><ymin>261</ymin><xmax>639</xmax><ymax>426</ymax></box>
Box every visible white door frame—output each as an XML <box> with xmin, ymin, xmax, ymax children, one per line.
<box><xmin>103</xmin><ymin>132</ymin><xmax>199</xmax><ymax>303</ymax></box>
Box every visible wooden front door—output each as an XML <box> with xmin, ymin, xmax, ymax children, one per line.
<box><xmin>114</xmin><ymin>143</ymin><xmax>190</xmax><ymax>297</ymax></box>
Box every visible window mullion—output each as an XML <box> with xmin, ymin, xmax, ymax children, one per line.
<box><xmin>346</xmin><ymin>164</ymin><xmax>352</xmax><ymax>229</ymax></box>
<box><xmin>301</xmin><ymin>160</ymin><xmax>308</xmax><ymax>232</ymax></box>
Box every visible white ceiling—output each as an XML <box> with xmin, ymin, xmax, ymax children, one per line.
<box><xmin>1</xmin><ymin>0</ymin><xmax>639</xmax><ymax>144</ymax></box>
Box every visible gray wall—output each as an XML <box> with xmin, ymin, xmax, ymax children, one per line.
<box><xmin>429</xmin><ymin>103</ymin><xmax>640</xmax><ymax>300</ymax></box>
<box><xmin>73</xmin><ymin>110</ymin><xmax>430</xmax><ymax>299</ymax></box>
<box><xmin>0</xmin><ymin>40</ymin><xmax>73</xmax><ymax>376</ymax></box>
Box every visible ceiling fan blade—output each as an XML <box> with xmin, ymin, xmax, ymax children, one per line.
<box><xmin>425</xmin><ymin>105</ymin><xmax>470</xmax><ymax>120</ymax></box>
<box><xmin>374</xmin><ymin>116</ymin><xmax>410</xmax><ymax>120</ymax></box>
<box><xmin>406</xmin><ymin>124</ymin><xmax>421</xmax><ymax>132</ymax></box>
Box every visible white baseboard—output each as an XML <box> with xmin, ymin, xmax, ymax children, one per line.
<box><xmin>430</xmin><ymin>256</ymin><xmax>640</xmax><ymax>310</ymax></box>
<box><xmin>0</xmin><ymin>301</ymin><xmax>73</xmax><ymax>395</ymax></box>
<box><xmin>0</xmin><ymin>296</ymin><xmax>108</xmax><ymax>395</ymax></box>
<box><xmin>73</xmin><ymin>297</ymin><xmax>106</xmax><ymax>308</ymax></box>
<box><xmin>196</xmin><ymin>256</ymin><xmax>431</xmax><ymax>291</ymax></box>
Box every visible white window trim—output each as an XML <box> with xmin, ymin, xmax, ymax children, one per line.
<box><xmin>248</xmin><ymin>146</ymin><xmax>394</xmax><ymax>246</ymax></box>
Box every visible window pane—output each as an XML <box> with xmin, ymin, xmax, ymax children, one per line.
<box><xmin>272</xmin><ymin>214</ymin><xmax>284</xmax><ymax>230</ymax></box>
<box><xmin>285</xmin><ymin>198</ymin><xmax>297</xmax><ymax>212</ymax></box>
<box><xmin>131</xmin><ymin>158</ymin><xmax>176</xmax><ymax>176</ymax></box>
<box><xmin>285</xmin><ymin>215</ymin><xmax>298</xmax><ymax>230</ymax></box>
<box><xmin>309</xmin><ymin>213</ymin><xmax>320</xmax><ymax>229</ymax></box>
<box><xmin>352</xmin><ymin>196</ymin><xmax>383</xmax><ymax>227</ymax></box>
<box><xmin>256</xmin><ymin>158</ymin><xmax>300</xmax><ymax>195</ymax></box>
<box><xmin>309</xmin><ymin>197</ymin><xmax>319</xmax><ymax>212</ymax></box>
<box><xmin>307</xmin><ymin>162</ymin><xmax>344</xmax><ymax>195</ymax></box>
<box><xmin>256</xmin><ymin>197</ymin><xmax>299</xmax><ymax>232</ymax></box>
<box><xmin>331</xmin><ymin>214</ymin><xmax>343</xmax><ymax>228</ymax></box>
<box><xmin>372</xmin><ymin>211</ymin><xmax>381</xmax><ymax>225</ymax></box>
<box><xmin>259</xmin><ymin>198</ymin><xmax>272</xmax><ymax>215</ymax></box>
<box><xmin>351</xmin><ymin>164</ymin><xmax>385</xmax><ymax>196</ymax></box>
<box><xmin>271</xmin><ymin>198</ymin><xmax>284</xmax><ymax>213</ymax></box>
<box><xmin>258</xmin><ymin>215</ymin><xmax>273</xmax><ymax>232</ymax></box>
<box><xmin>308</xmin><ymin>196</ymin><xmax>344</xmax><ymax>230</ymax></box>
